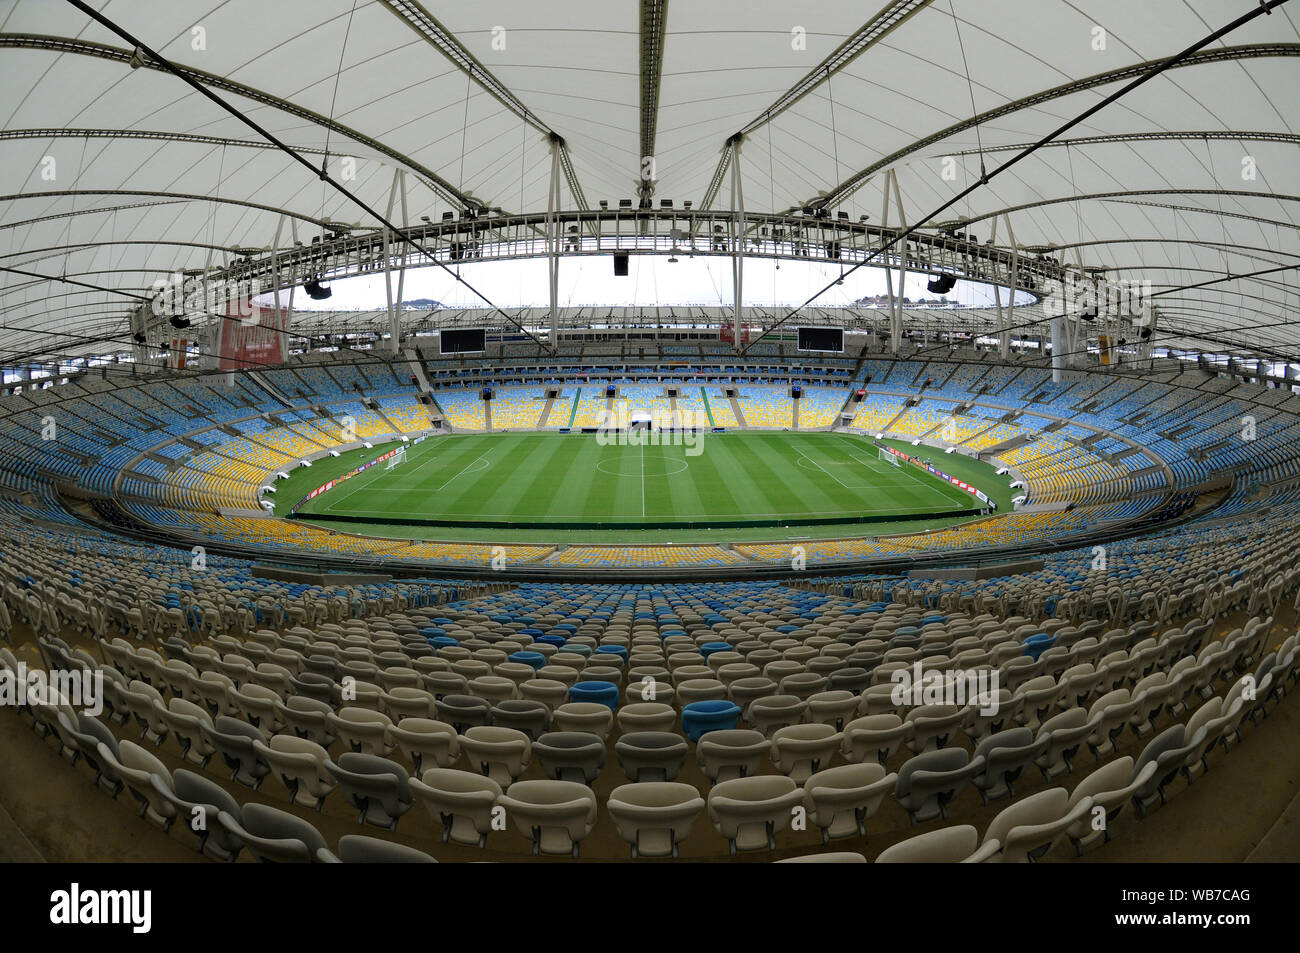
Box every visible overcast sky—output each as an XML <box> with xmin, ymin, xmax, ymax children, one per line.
<box><xmin>287</xmin><ymin>255</ymin><xmax>1035</xmax><ymax>312</ymax></box>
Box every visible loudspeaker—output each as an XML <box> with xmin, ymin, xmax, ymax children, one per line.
<box><xmin>481</xmin><ymin>387</ymin><xmax>493</xmax><ymax>401</ymax></box>
<box><xmin>303</xmin><ymin>277</ymin><xmax>332</xmax><ymax>300</ymax></box>
<box><xmin>613</xmin><ymin>253</ymin><xmax>629</xmax><ymax>276</ymax></box>
<box><xmin>605</xmin><ymin>385</ymin><xmax>617</xmax><ymax>398</ymax></box>
<box><xmin>791</xmin><ymin>385</ymin><xmax>803</xmax><ymax>399</ymax></box>
<box><xmin>926</xmin><ymin>274</ymin><xmax>956</xmax><ymax>295</ymax></box>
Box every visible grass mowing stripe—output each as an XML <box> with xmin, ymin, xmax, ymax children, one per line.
<box><xmin>290</xmin><ymin>431</ymin><xmax>1006</xmax><ymax>530</ymax></box>
<box><xmin>729</xmin><ymin>433</ymin><xmax>828</xmax><ymax>518</ymax></box>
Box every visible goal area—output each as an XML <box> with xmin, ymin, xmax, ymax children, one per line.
<box><xmin>878</xmin><ymin>446</ymin><xmax>900</xmax><ymax>467</ymax></box>
<box><xmin>385</xmin><ymin>447</ymin><xmax>408</xmax><ymax>470</ymax></box>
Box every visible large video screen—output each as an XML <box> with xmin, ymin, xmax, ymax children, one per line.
<box><xmin>797</xmin><ymin>327</ymin><xmax>843</xmax><ymax>352</ymax></box>
<box><xmin>440</xmin><ymin>328</ymin><xmax>486</xmax><ymax>354</ymax></box>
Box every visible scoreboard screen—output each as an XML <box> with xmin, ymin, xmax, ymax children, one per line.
<box><xmin>440</xmin><ymin>328</ymin><xmax>486</xmax><ymax>354</ymax></box>
<box><xmin>797</xmin><ymin>327</ymin><xmax>843</xmax><ymax>352</ymax></box>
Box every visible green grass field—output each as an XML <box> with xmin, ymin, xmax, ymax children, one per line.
<box><xmin>278</xmin><ymin>432</ymin><xmax>1009</xmax><ymax>541</ymax></box>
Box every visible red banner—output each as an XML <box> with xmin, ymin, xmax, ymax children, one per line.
<box><xmin>217</xmin><ymin>299</ymin><xmax>287</xmax><ymax>371</ymax></box>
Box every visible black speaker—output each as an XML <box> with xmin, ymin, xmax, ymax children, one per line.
<box><xmin>304</xmin><ymin>277</ymin><xmax>332</xmax><ymax>300</ymax></box>
<box><xmin>481</xmin><ymin>387</ymin><xmax>493</xmax><ymax>401</ymax></box>
<box><xmin>605</xmin><ymin>385</ymin><xmax>617</xmax><ymax>398</ymax></box>
<box><xmin>926</xmin><ymin>273</ymin><xmax>956</xmax><ymax>295</ymax></box>
<box><xmin>613</xmin><ymin>253</ymin><xmax>629</xmax><ymax>276</ymax></box>
<box><xmin>791</xmin><ymin>385</ymin><xmax>803</xmax><ymax>399</ymax></box>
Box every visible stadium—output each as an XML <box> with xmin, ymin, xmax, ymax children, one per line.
<box><xmin>0</xmin><ymin>0</ymin><xmax>1297</xmax><ymax>890</ymax></box>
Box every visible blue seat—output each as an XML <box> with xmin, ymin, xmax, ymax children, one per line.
<box><xmin>681</xmin><ymin>700</ymin><xmax>741</xmax><ymax>742</ymax></box>
<box><xmin>593</xmin><ymin>645</ymin><xmax>628</xmax><ymax>662</ymax></box>
<box><xmin>509</xmin><ymin>651</ymin><xmax>546</xmax><ymax>672</ymax></box>
<box><xmin>427</xmin><ymin>635</ymin><xmax>459</xmax><ymax>650</ymax></box>
<box><xmin>536</xmin><ymin>634</ymin><xmax>567</xmax><ymax>649</ymax></box>
<box><xmin>700</xmin><ymin>641</ymin><xmax>732</xmax><ymax>659</ymax></box>
<box><xmin>569</xmin><ymin>681</ymin><xmax>619</xmax><ymax>710</ymax></box>
<box><xmin>1022</xmin><ymin>633</ymin><xmax>1055</xmax><ymax>661</ymax></box>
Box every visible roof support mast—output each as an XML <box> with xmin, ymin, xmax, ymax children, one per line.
<box><xmin>729</xmin><ymin>135</ymin><xmax>744</xmax><ymax>352</ymax></box>
<box><xmin>547</xmin><ymin>137</ymin><xmax>563</xmax><ymax>345</ymax></box>
<box><xmin>383</xmin><ymin>169</ymin><xmax>410</xmax><ymax>355</ymax></box>
<box><xmin>989</xmin><ymin>213</ymin><xmax>1018</xmax><ymax>359</ymax></box>
<box><xmin>880</xmin><ymin>170</ymin><xmax>908</xmax><ymax>355</ymax></box>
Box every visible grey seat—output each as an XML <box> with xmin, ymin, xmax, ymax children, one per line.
<box><xmin>1132</xmin><ymin>724</ymin><xmax>1186</xmax><ymax>817</ymax></box>
<box><xmin>1034</xmin><ymin>708</ymin><xmax>1093</xmax><ymax>779</ymax></box>
<box><xmin>490</xmin><ymin>699</ymin><xmax>552</xmax><ymax>739</ymax></box>
<box><xmin>67</xmin><ymin>713</ymin><xmax>124</xmax><ymax>796</ymax></box>
<box><xmin>328</xmin><ymin>834</ymin><xmax>437</xmax><ymax>863</ymax></box>
<box><xmin>326</xmin><ymin>752</ymin><xmax>414</xmax><ymax>830</ymax></box>
<box><xmin>290</xmin><ymin>671</ymin><xmax>338</xmax><ymax>706</ymax></box>
<box><xmin>972</xmin><ymin>727</ymin><xmax>1049</xmax><ymax>803</ymax></box>
<box><xmin>894</xmin><ymin>748</ymin><xmax>984</xmax><ymax>824</ymax></box>
<box><xmin>203</xmin><ymin>715</ymin><xmax>271</xmax><ymax>789</ymax></box>
<box><xmin>435</xmin><ymin>694</ymin><xmax>493</xmax><ymax>734</ymax></box>
<box><xmin>148</xmin><ymin>769</ymin><xmax>244</xmax><ymax>861</ymax></box>
<box><xmin>217</xmin><ymin>802</ymin><xmax>330</xmax><ymax>863</ymax></box>
<box><xmin>614</xmin><ymin>731</ymin><xmax>690</xmax><ymax>782</ymax></box>
<box><xmin>533</xmin><ymin>731</ymin><xmax>606</xmax><ymax>784</ymax></box>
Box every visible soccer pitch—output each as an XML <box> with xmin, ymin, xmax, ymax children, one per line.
<box><xmin>286</xmin><ymin>431</ymin><xmax>993</xmax><ymax>530</ymax></box>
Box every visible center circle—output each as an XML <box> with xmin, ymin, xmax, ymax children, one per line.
<box><xmin>596</xmin><ymin>453</ymin><xmax>689</xmax><ymax>478</ymax></box>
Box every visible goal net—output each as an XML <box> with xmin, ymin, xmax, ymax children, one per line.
<box><xmin>878</xmin><ymin>446</ymin><xmax>900</xmax><ymax>467</ymax></box>
<box><xmin>385</xmin><ymin>447</ymin><xmax>408</xmax><ymax>470</ymax></box>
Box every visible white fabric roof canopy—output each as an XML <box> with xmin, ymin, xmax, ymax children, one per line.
<box><xmin>0</xmin><ymin>0</ymin><xmax>1297</xmax><ymax>363</ymax></box>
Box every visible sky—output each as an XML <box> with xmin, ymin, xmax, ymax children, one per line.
<box><xmin>285</xmin><ymin>254</ymin><xmax>1036</xmax><ymax>312</ymax></box>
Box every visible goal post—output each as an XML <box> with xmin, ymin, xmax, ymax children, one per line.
<box><xmin>385</xmin><ymin>446</ymin><xmax>407</xmax><ymax>470</ymax></box>
<box><xmin>878</xmin><ymin>446</ymin><xmax>900</xmax><ymax>467</ymax></box>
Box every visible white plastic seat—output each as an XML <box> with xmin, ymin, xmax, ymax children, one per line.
<box><xmin>769</xmin><ymin>723</ymin><xmax>842</xmax><ymax>783</ymax></box>
<box><xmin>707</xmin><ymin>775</ymin><xmax>804</xmax><ymax>854</ymax></box>
<box><xmin>254</xmin><ymin>734</ymin><xmax>337</xmax><ymax>810</ymax></box>
<box><xmin>607</xmin><ymin>781</ymin><xmax>706</xmax><ymax>858</ymax></box>
<box><xmin>459</xmin><ymin>725</ymin><xmax>532</xmax><ymax>787</ymax></box>
<box><xmin>327</xmin><ymin>706</ymin><xmax>395</xmax><ymax>756</ymax></box>
<box><xmin>802</xmin><ymin>763</ymin><xmax>897</xmax><ymax>842</ymax></box>
<box><xmin>499</xmin><ymin>779</ymin><xmax>598</xmax><ymax>856</ymax></box>
<box><xmin>410</xmin><ymin>767</ymin><xmax>503</xmax><ymax>847</ymax></box>
<box><xmin>1064</xmin><ymin>756</ymin><xmax>1157</xmax><ymax>854</ymax></box>
<box><xmin>980</xmin><ymin>787</ymin><xmax>1093</xmax><ymax>862</ymax></box>
<box><xmin>876</xmin><ymin>825</ymin><xmax>993</xmax><ymax>863</ymax></box>
<box><xmin>386</xmin><ymin>717</ymin><xmax>460</xmax><ymax>773</ymax></box>
<box><xmin>841</xmin><ymin>714</ymin><xmax>911</xmax><ymax>765</ymax></box>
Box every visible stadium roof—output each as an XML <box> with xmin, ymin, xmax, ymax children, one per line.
<box><xmin>1</xmin><ymin>0</ymin><xmax>1299</xmax><ymax>364</ymax></box>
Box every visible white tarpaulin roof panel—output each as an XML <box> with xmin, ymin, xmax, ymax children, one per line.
<box><xmin>0</xmin><ymin>0</ymin><xmax>1297</xmax><ymax>362</ymax></box>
